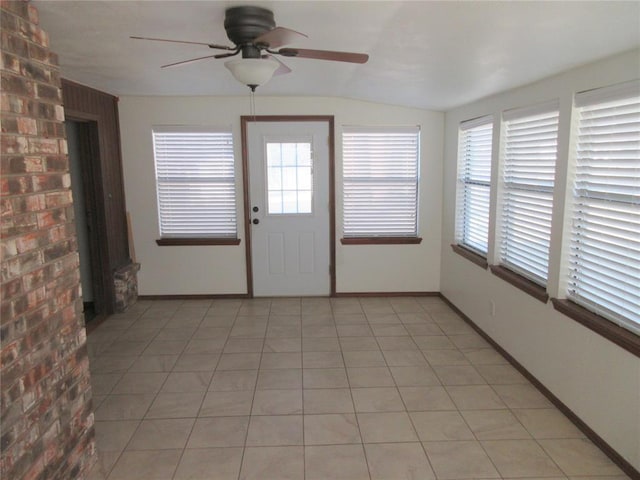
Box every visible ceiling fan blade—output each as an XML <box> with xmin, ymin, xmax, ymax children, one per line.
<box><xmin>254</xmin><ymin>27</ymin><xmax>308</xmax><ymax>48</ymax></box>
<box><xmin>130</xmin><ymin>36</ymin><xmax>234</xmax><ymax>51</ymax></box>
<box><xmin>161</xmin><ymin>54</ymin><xmax>219</xmax><ymax>69</ymax></box>
<box><xmin>264</xmin><ymin>55</ymin><xmax>292</xmax><ymax>76</ymax></box>
<box><xmin>214</xmin><ymin>50</ymin><xmax>240</xmax><ymax>59</ymax></box>
<box><xmin>277</xmin><ymin>48</ymin><xmax>369</xmax><ymax>64</ymax></box>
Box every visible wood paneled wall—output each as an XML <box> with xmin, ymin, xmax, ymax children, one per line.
<box><xmin>61</xmin><ymin>79</ymin><xmax>131</xmax><ymax>313</ymax></box>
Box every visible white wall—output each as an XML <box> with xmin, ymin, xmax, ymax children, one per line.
<box><xmin>441</xmin><ymin>49</ymin><xmax>640</xmax><ymax>469</ymax></box>
<box><xmin>119</xmin><ymin>96</ymin><xmax>443</xmax><ymax>295</ymax></box>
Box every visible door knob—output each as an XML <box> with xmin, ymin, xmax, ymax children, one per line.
<box><xmin>252</xmin><ymin>218</ymin><xmax>260</xmax><ymax>225</ymax></box>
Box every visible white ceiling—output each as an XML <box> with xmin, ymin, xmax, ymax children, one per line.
<box><xmin>33</xmin><ymin>1</ymin><xmax>640</xmax><ymax>111</ymax></box>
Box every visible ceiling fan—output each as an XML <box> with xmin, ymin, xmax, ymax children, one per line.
<box><xmin>131</xmin><ymin>6</ymin><xmax>369</xmax><ymax>91</ymax></box>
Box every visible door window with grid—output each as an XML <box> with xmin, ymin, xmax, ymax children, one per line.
<box><xmin>266</xmin><ymin>140</ymin><xmax>313</xmax><ymax>215</ymax></box>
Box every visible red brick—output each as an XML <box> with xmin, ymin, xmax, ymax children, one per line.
<box><xmin>24</xmin><ymin>156</ymin><xmax>43</xmax><ymax>172</ymax></box>
<box><xmin>43</xmin><ymin>241</ymin><xmax>73</xmax><ymax>263</ymax></box>
<box><xmin>24</xmin><ymin>304</ymin><xmax>50</xmax><ymax>330</ymax></box>
<box><xmin>44</xmin><ymin>191</ymin><xmax>71</xmax><ymax>209</ymax></box>
<box><xmin>11</xmin><ymin>293</ymin><xmax>29</xmax><ymax>316</ymax></box>
<box><xmin>1</xmin><ymin>236</ymin><xmax>18</xmax><ymax>258</ymax></box>
<box><xmin>31</xmin><ymin>174</ymin><xmax>64</xmax><ymax>192</ymax></box>
<box><xmin>53</xmin><ymin>105</ymin><xmax>64</xmax><ymax>123</ymax></box>
<box><xmin>43</xmin><ymin>155</ymin><xmax>67</xmax><ymax>172</ymax></box>
<box><xmin>5</xmin><ymin>175</ymin><xmax>33</xmax><ymax>195</ymax></box>
<box><xmin>1</xmin><ymin>134</ymin><xmax>28</xmax><ymax>154</ymax></box>
<box><xmin>3</xmin><ymin>376</ymin><xmax>24</xmax><ymax>405</ymax></box>
<box><xmin>17</xmin><ymin>117</ymin><xmax>37</xmax><ymax>135</ymax></box>
<box><xmin>1</xmin><ymin>156</ymin><xmax>25</xmax><ymax>174</ymax></box>
<box><xmin>1</xmin><ymin>213</ymin><xmax>39</xmax><ymax>239</ymax></box>
<box><xmin>1</xmin><ymin>90</ymin><xmax>11</xmax><ymax>111</ymax></box>
<box><xmin>27</xmin><ymin>137</ymin><xmax>57</xmax><ymax>154</ymax></box>
<box><xmin>1</xmin><ymin>277</ymin><xmax>22</xmax><ymax>298</ymax></box>
<box><xmin>30</xmin><ymin>101</ymin><xmax>55</xmax><ymax>120</ymax></box>
<box><xmin>58</xmin><ymin>138</ymin><xmax>67</xmax><ymax>155</ymax></box>
<box><xmin>0</xmin><ymin>197</ymin><xmax>14</xmax><ymax>217</ymax></box>
<box><xmin>1</xmin><ymin>31</ymin><xmax>28</xmax><ymax>58</ymax></box>
<box><xmin>0</xmin><ymin>300</ymin><xmax>15</xmax><ymax>321</ymax></box>
<box><xmin>27</xmin><ymin>5</ymin><xmax>38</xmax><ymax>25</ymax></box>
<box><xmin>26</xmin><ymin>42</ymin><xmax>47</xmax><ymax>63</ymax></box>
<box><xmin>1</xmin><ymin>52</ymin><xmax>20</xmax><ymax>72</ymax></box>
<box><xmin>1</xmin><ymin>71</ymin><xmax>33</xmax><ymax>95</ymax></box>
<box><xmin>1</xmin><ymin>2</ymin><xmax>95</xmax><ymax>477</ymax></box>
<box><xmin>23</xmin><ymin>194</ymin><xmax>46</xmax><ymax>212</ymax></box>
<box><xmin>1</xmin><ymin>1</ymin><xmax>28</xmax><ymax>17</ymax></box>
<box><xmin>1</xmin><ymin>353</ymin><xmax>24</xmax><ymax>387</ymax></box>
<box><xmin>15</xmin><ymin>231</ymin><xmax>48</xmax><ymax>253</ymax></box>
<box><xmin>36</xmin><ymin>208</ymin><xmax>65</xmax><ymax>229</ymax></box>
<box><xmin>21</xmin><ymin>267</ymin><xmax>46</xmax><ymax>291</ymax></box>
<box><xmin>35</xmin><ymin>83</ymin><xmax>58</xmax><ymax>101</ymax></box>
<box><xmin>21</xmin><ymin>60</ymin><xmax>49</xmax><ymax>83</ymax></box>
<box><xmin>1</xmin><ymin>117</ymin><xmax>20</xmax><ymax>136</ymax></box>
<box><xmin>3</xmin><ymin>249</ymin><xmax>43</xmax><ymax>281</ymax></box>
<box><xmin>2</xmin><ymin>92</ymin><xmax>26</xmax><ymax>114</ymax></box>
<box><xmin>37</xmin><ymin>120</ymin><xmax>63</xmax><ymax>139</ymax></box>
<box><xmin>23</xmin><ymin>456</ymin><xmax>44</xmax><ymax>480</ymax></box>
<box><xmin>3</xmin><ymin>195</ymin><xmax>46</xmax><ymax>219</ymax></box>
<box><xmin>29</xmin><ymin>25</ymin><xmax>49</xmax><ymax>49</ymax></box>
<box><xmin>47</xmin><ymin>224</ymin><xmax>69</xmax><ymax>244</ymax></box>
<box><xmin>0</xmin><ymin>177</ymin><xmax>10</xmax><ymax>196</ymax></box>
<box><xmin>1</xmin><ymin>5</ymin><xmax>17</xmax><ymax>31</ymax></box>
<box><xmin>1</xmin><ymin>156</ymin><xmax>44</xmax><ymax>174</ymax></box>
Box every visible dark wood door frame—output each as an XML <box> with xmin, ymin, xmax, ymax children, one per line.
<box><xmin>65</xmin><ymin>112</ymin><xmax>111</xmax><ymax>317</ymax></box>
<box><xmin>241</xmin><ymin>115</ymin><xmax>336</xmax><ymax>297</ymax></box>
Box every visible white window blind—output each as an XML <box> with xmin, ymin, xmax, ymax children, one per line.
<box><xmin>456</xmin><ymin>116</ymin><xmax>493</xmax><ymax>255</ymax></box>
<box><xmin>568</xmin><ymin>81</ymin><xmax>640</xmax><ymax>334</ymax></box>
<box><xmin>342</xmin><ymin>126</ymin><xmax>420</xmax><ymax>237</ymax></box>
<box><xmin>499</xmin><ymin>102</ymin><xmax>559</xmax><ymax>285</ymax></box>
<box><xmin>152</xmin><ymin>127</ymin><xmax>237</xmax><ymax>238</ymax></box>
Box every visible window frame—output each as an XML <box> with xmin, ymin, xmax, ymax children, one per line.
<box><xmin>552</xmin><ymin>81</ymin><xmax>640</xmax><ymax>346</ymax></box>
<box><xmin>493</xmin><ymin>101</ymin><xmax>560</xmax><ymax>297</ymax></box>
<box><xmin>152</xmin><ymin>126</ymin><xmax>240</xmax><ymax>246</ymax></box>
<box><xmin>453</xmin><ymin>115</ymin><xmax>494</xmax><ymax>265</ymax></box>
<box><xmin>341</xmin><ymin>125</ymin><xmax>422</xmax><ymax>245</ymax></box>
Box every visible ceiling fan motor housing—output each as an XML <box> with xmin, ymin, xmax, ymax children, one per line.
<box><xmin>224</xmin><ymin>6</ymin><xmax>275</xmax><ymax>49</ymax></box>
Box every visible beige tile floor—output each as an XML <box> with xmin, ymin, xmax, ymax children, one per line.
<box><xmin>85</xmin><ymin>297</ymin><xmax>628</xmax><ymax>480</ymax></box>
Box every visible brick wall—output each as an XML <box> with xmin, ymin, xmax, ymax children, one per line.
<box><xmin>1</xmin><ymin>1</ymin><xmax>96</xmax><ymax>479</ymax></box>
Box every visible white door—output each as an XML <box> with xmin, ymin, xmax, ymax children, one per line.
<box><xmin>247</xmin><ymin>121</ymin><xmax>330</xmax><ymax>296</ymax></box>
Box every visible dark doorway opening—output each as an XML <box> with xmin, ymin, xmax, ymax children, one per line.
<box><xmin>65</xmin><ymin>120</ymin><xmax>105</xmax><ymax>324</ymax></box>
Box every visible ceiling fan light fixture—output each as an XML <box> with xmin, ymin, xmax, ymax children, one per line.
<box><xmin>224</xmin><ymin>57</ymin><xmax>279</xmax><ymax>90</ymax></box>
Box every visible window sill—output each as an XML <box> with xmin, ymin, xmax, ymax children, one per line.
<box><xmin>490</xmin><ymin>265</ymin><xmax>549</xmax><ymax>303</ymax></box>
<box><xmin>340</xmin><ymin>237</ymin><xmax>422</xmax><ymax>245</ymax></box>
<box><xmin>156</xmin><ymin>238</ymin><xmax>241</xmax><ymax>246</ymax></box>
<box><xmin>551</xmin><ymin>298</ymin><xmax>639</xmax><ymax>357</ymax></box>
<box><xmin>451</xmin><ymin>244</ymin><xmax>488</xmax><ymax>269</ymax></box>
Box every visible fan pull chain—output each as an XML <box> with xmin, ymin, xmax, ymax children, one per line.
<box><xmin>249</xmin><ymin>89</ymin><xmax>257</xmax><ymax>119</ymax></box>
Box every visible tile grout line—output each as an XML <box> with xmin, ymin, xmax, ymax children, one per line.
<box><xmin>170</xmin><ymin>299</ymin><xmax>231</xmax><ymax>480</ymax></box>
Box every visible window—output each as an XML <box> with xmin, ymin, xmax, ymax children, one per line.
<box><xmin>456</xmin><ymin>116</ymin><xmax>493</xmax><ymax>256</ymax></box>
<box><xmin>498</xmin><ymin>103</ymin><xmax>559</xmax><ymax>286</ymax></box>
<box><xmin>152</xmin><ymin>127</ymin><xmax>238</xmax><ymax>243</ymax></box>
<box><xmin>342</xmin><ymin>126</ymin><xmax>420</xmax><ymax>241</ymax></box>
<box><xmin>266</xmin><ymin>141</ymin><xmax>313</xmax><ymax>215</ymax></box>
<box><xmin>565</xmin><ymin>81</ymin><xmax>640</xmax><ymax>334</ymax></box>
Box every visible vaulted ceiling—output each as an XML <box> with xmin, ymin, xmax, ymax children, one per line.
<box><xmin>33</xmin><ymin>1</ymin><xmax>640</xmax><ymax>110</ymax></box>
